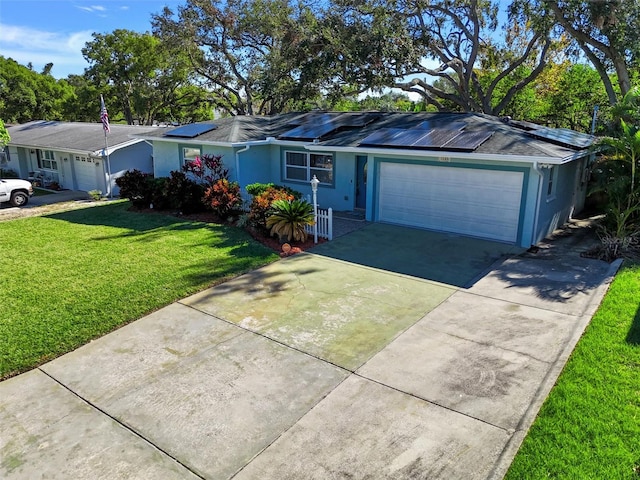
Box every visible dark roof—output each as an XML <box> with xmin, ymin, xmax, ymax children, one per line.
<box><xmin>7</xmin><ymin>121</ymin><xmax>159</xmax><ymax>153</ymax></box>
<box><xmin>138</xmin><ymin>112</ymin><xmax>595</xmax><ymax>159</ymax></box>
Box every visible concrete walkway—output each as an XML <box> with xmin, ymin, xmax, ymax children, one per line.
<box><xmin>0</xmin><ymin>220</ymin><xmax>620</xmax><ymax>479</ymax></box>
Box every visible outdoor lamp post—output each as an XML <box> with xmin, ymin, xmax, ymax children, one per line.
<box><xmin>310</xmin><ymin>175</ymin><xmax>319</xmax><ymax>243</ymax></box>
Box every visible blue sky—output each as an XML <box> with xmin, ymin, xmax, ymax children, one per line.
<box><xmin>0</xmin><ymin>0</ymin><xmax>183</xmax><ymax>78</ymax></box>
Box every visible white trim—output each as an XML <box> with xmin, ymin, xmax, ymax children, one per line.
<box><xmin>283</xmin><ymin>150</ymin><xmax>333</xmax><ymax>185</ymax></box>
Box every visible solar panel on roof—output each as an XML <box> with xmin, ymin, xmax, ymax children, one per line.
<box><xmin>164</xmin><ymin>123</ymin><xmax>217</xmax><ymax>138</ymax></box>
<box><xmin>359</xmin><ymin>128</ymin><xmax>409</xmax><ymax>146</ymax></box>
<box><xmin>385</xmin><ymin>129</ymin><xmax>431</xmax><ymax>146</ymax></box>
<box><xmin>278</xmin><ymin>122</ymin><xmax>339</xmax><ymax>140</ymax></box>
<box><xmin>442</xmin><ymin>130</ymin><xmax>493</xmax><ymax>151</ymax></box>
<box><xmin>337</xmin><ymin>112</ymin><xmax>381</xmax><ymax>127</ymax></box>
<box><xmin>412</xmin><ymin>128</ymin><xmax>464</xmax><ymax>148</ymax></box>
<box><xmin>359</xmin><ymin>120</ymin><xmax>495</xmax><ymax>152</ymax></box>
<box><xmin>279</xmin><ymin>112</ymin><xmax>381</xmax><ymax>141</ymax></box>
<box><xmin>414</xmin><ymin>121</ymin><xmax>466</xmax><ymax>132</ymax></box>
<box><xmin>527</xmin><ymin>127</ymin><xmax>594</xmax><ymax>149</ymax></box>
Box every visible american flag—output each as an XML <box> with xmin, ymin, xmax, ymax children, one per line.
<box><xmin>100</xmin><ymin>95</ymin><xmax>110</xmax><ymax>133</ymax></box>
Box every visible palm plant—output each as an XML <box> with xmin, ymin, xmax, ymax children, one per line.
<box><xmin>590</xmin><ymin>119</ymin><xmax>640</xmax><ymax>258</ymax></box>
<box><xmin>266</xmin><ymin>199</ymin><xmax>315</xmax><ymax>243</ymax></box>
<box><xmin>597</xmin><ymin>120</ymin><xmax>640</xmax><ymax>211</ymax></box>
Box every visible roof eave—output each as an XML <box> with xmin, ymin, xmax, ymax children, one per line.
<box><xmin>9</xmin><ymin>142</ymin><xmax>97</xmax><ymax>157</ymax></box>
<box><xmin>304</xmin><ymin>144</ymin><xmax>592</xmax><ymax>164</ymax></box>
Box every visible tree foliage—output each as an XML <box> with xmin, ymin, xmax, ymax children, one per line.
<box><xmin>0</xmin><ymin>0</ymin><xmax>635</xmax><ymax>129</ymax></box>
<box><xmin>329</xmin><ymin>0</ymin><xmax>554</xmax><ymax>115</ymax></box>
<box><xmin>0</xmin><ymin>57</ymin><xmax>74</xmax><ymax>123</ymax></box>
<box><xmin>514</xmin><ymin>0</ymin><xmax>639</xmax><ymax>105</ymax></box>
<box><xmin>0</xmin><ymin>119</ymin><xmax>10</xmax><ymax>148</ymax></box>
<box><xmin>82</xmin><ymin>29</ymin><xmax>210</xmax><ymax>125</ymax></box>
<box><xmin>152</xmin><ymin>0</ymin><xmax>317</xmax><ymax>115</ymax></box>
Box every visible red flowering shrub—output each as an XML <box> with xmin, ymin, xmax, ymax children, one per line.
<box><xmin>248</xmin><ymin>186</ymin><xmax>296</xmax><ymax>232</ymax></box>
<box><xmin>183</xmin><ymin>153</ymin><xmax>228</xmax><ymax>185</ymax></box>
<box><xmin>203</xmin><ymin>179</ymin><xmax>242</xmax><ymax>220</ymax></box>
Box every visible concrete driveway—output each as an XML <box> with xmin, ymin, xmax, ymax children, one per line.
<box><xmin>0</xmin><ymin>222</ymin><xmax>619</xmax><ymax>479</ymax></box>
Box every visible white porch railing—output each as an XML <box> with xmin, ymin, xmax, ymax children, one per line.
<box><xmin>306</xmin><ymin>207</ymin><xmax>333</xmax><ymax>242</ymax></box>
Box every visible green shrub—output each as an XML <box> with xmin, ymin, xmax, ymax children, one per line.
<box><xmin>203</xmin><ymin>179</ymin><xmax>243</xmax><ymax>220</ymax></box>
<box><xmin>165</xmin><ymin>171</ymin><xmax>206</xmax><ymax>214</ymax></box>
<box><xmin>266</xmin><ymin>199</ymin><xmax>315</xmax><ymax>243</ymax></box>
<box><xmin>149</xmin><ymin>177</ymin><xmax>172</xmax><ymax>210</ymax></box>
<box><xmin>246</xmin><ymin>182</ymin><xmax>275</xmax><ymax>197</ymax></box>
<box><xmin>0</xmin><ymin>168</ymin><xmax>18</xmax><ymax>179</ymax></box>
<box><xmin>246</xmin><ymin>182</ymin><xmax>302</xmax><ymax>199</ymax></box>
<box><xmin>248</xmin><ymin>186</ymin><xmax>297</xmax><ymax>232</ymax></box>
<box><xmin>88</xmin><ymin>190</ymin><xmax>103</xmax><ymax>201</ymax></box>
<box><xmin>115</xmin><ymin>169</ymin><xmax>153</xmax><ymax>208</ymax></box>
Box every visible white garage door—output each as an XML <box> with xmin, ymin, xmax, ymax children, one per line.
<box><xmin>74</xmin><ymin>156</ymin><xmax>98</xmax><ymax>191</ymax></box>
<box><xmin>378</xmin><ymin>163</ymin><xmax>524</xmax><ymax>243</ymax></box>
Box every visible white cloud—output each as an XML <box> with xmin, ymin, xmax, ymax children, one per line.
<box><xmin>76</xmin><ymin>5</ymin><xmax>106</xmax><ymax>13</ymax></box>
<box><xmin>0</xmin><ymin>24</ymin><xmax>93</xmax><ymax>78</ymax></box>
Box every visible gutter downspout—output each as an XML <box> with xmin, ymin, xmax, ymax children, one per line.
<box><xmin>532</xmin><ymin>161</ymin><xmax>545</xmax><ymax>247</ymax></box>
<box><xmin>235</xmin><ymin>145</ymin><xmax>251</xmax><ymax>202</ymax></box>
<box><xmin>233</xmin><ymin>137</ymin><xmax>277</xmax><ymax>195</ymax></box>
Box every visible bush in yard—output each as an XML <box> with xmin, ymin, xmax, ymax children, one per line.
<box><xmin>183</xmin><ymin>153</ymin><xmax>228</xmax><ymax>184</ymax></box>
<box><xmin>588</xmin><ymin>119</ymin><xmax>640</xmax><ymax>260</ymax></box>
<box><xmin>248</xmin><ymin>185</ymin><xmax>298</xmax><ymax>232</ymax></box>
<box><xmin>246</xmin><ymin>182</ymin><xmax>275</xmax><ymax>197</ymax></box>
<box><xmin>0</xmin><ymin>168</ymin><xmax>19</xmax><ymax>178</ymax></box>
<box><xmin>246</xmin><ymin>182</ymin><xmax>303</xmax><ymax>199</ymax></box>
<box><xmin>116</xmin><ymin>169</ymin><xmax>153</xmax><ymax>208</ymax></box>
<box><xmin>163</xmin><ymin>171</ymin><xmax>206</xmax><ymax>214</ymax></box>
<box><xmin>88</xmin><ymin>189</ymin><xmax>103</xmax><ymax>201</ymax></box>
<box><xmin>149</xmin><ymin>177</ymin><xmax>172</xmax><ymax>210</ymax></box>
<box><xmin>266</xmin><ymin>199</ymin><xmax>315</xmax><ymax>243</ymax></box>
<box><xmin>203</xmin><ymin>179</ymin><xmax>243</xmax><ymax>220</ymax></box>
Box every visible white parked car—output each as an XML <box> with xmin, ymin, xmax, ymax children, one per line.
<box><xmin>0</xmin><ymin>178</ymin><xmax>34</xmax><ymax>206</ymax></box>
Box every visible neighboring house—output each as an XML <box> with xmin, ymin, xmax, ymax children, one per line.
<box><xmin>134</xmin><ymin>112</ymin><xmax>594</xmax><ymax>248</ymax></box>
<box><xmin>6</xmin><ymin>121</ymin><xmax>158</xmax><ymax>196</ymax></box>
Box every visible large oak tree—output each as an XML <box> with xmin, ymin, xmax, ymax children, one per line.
<box><xmin>328</xmin><ymin>0</ymin><xmax>555</xmax><ymax>116</ymax></box>
<box><xmin>514</xmin><ymin>0</ymin><xmax>639</xmax><ymax>105</ymax></box>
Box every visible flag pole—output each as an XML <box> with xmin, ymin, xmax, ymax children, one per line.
<box><xmin>103</xmin><ymin>131</ymin><xmax>112</xmax><ymax>199</ymax></box>
<box><xmin>100</xmin><ymin>95</ymin><xmax>113</xmax><ymax>199</ymax></box>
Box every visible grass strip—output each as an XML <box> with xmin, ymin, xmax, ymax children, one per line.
<box><xmin>0</xmin><ymin>201</ymin><xmax>278</xmax><ymax>379</ymax></box>
<box><xmin>506</xmin><ymin>263</ymin><xmax>640</xmax><ymax>479</ymax></box>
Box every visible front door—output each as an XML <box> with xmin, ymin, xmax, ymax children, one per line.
<box><xmin>356</xmin><ymin>155</ymin><xmax>367</xmax><ymax>209</ymax></box>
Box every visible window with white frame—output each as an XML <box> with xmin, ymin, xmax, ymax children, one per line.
<box><xmin>38</xmin><ymin>150</ymin><xmax>58</xmax><ymax>170</ymax></box>
<box><xmin>182</xmin><ymin>147</ymin><xmax>201</xmax><ymax>166</ymax></box>
<box><xmin>284</xmin><ymin>151</ymin><xmax>333</xmax><ymax>185</ymax></box>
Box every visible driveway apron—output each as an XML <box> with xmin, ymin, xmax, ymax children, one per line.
<box><xmin>0</xmin><ymin>222</ymin><xmax>619</xmax><ymax>479</ymax></box>
<box><xmin>309</xmin><ymin>223</ymin><xmax>523</xmax><ymax>287</ymax></box>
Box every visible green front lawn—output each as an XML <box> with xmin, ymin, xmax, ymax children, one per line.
<box><xmin>0</xmin><ymin>201</ymin><xmax>279</xmax><ymax>379</ymax></box>
<box><xmin>506</xmin><ymin>263</ymin><xmax>640</xmax><ymax>479</ymax></box>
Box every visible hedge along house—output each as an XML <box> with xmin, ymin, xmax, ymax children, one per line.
<box><xmin>136</xmin><ymin>112</ymin><xmax>595</xmax><ymax>248</ymax></box>
<box><xmin>6</xmin><ymin>121</ymin><xmax>158</xmax><ymax>196</ymax></box>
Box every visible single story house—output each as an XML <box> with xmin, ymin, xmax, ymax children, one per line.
<box><xmin>134</xmin><ymin>112</ymin><xmax>595</xmax><ymax>248</ymax></box>
<box><xmin>6</xmin><ymin>121</ymin><xmax>158</xmax><ymax>196</ymax></box>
